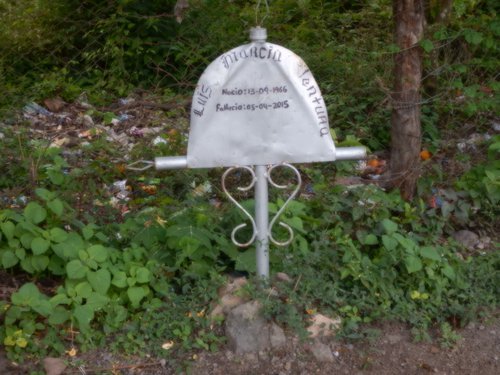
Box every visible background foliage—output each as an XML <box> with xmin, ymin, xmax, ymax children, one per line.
<box><xmin>0</xmin><ymin>0</ymin><xmax>498</xmax><ymax>365</ymax></box>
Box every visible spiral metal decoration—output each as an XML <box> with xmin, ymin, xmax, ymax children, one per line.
<box><xmin>267</xmin><ymin>163</ymin><xmax>302</xmax><ymax>246</ymax></box>
<box><xmin>221</xmin><ymin>166</ymin><xmax>258</xmax><ymax>247</ymax></box>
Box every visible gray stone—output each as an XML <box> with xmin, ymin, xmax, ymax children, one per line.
<box><xmin>270</xmin><ymin>322</ymin><xmax>287</xmax><ymax>349</ymax></box>
<box><xmin>43</xmin><ymin>357</ymin><xmax>66</xmax><ymax>375</ymax></box>
<box><xmin>275</xmin><ymin>272</ymin><xmax>292</xmax><ymax>283</ymax></box>
<box><xmin>452</xmin><ymin>230</ymin><xmax>479</xmax><ymax>250</ymax></box>
<box><xmin>387</xmin><ymin>334</ymin><xmax>403</xmax><ymax>345</ymax></box>
<box><xmin>309</xmin><ymin>341</ymin><xmax>335</xmax><ymax>362</ymax></box>
<box><xmin>225</xmin><ymin>301</ymin><xmax>270</xmax><ymax>354</ymax></box>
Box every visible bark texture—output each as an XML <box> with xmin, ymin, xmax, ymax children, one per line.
<box><xmin>390</xmin><ymin>0</ymin><xmax>425</xmax><ymax>200</ymax></box>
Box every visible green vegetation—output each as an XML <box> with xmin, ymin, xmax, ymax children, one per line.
<box><xmin>0</xmin><ymin>0</ymin><xmax>498</xmax><ymax>367</ymax></box>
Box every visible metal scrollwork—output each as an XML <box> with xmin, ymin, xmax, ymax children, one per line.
<box><xmin>222</xmin><ymin>166</ymin><xmax>258</xmax><ymax>247</ymax></box>
<box><xmin>267</xmin><ymin>163</ymin><xmax>302</xmax><ymax>246</ymax></box>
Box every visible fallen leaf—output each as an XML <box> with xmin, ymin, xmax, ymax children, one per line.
<box><xmin>162</xmin><ymin>341</ymin><xmax>174</xmax><ymax>350</ymax></box>
<box><xmin>420</xmin><ymin>150</ymin><xmax>432</xmax><ymax>160</ymax></box>
<box><xmin>43</xmin><ymin>97</ymin><xmax>66</xmax><ymax>113</ymax></box>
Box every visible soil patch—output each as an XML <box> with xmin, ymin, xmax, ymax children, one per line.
<box><xmin>1</xmin><ymin>313</ymin><xmax>498</xmax><ymax>374</ymax></box>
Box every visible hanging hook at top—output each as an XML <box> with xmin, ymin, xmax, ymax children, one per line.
<box><xmin>255</xmin><ymin>0</ymin><xmax>270</xmax><ymax>27</ymax></box>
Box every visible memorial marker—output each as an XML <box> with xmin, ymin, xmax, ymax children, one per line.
<box><xmin>129</xmin><ymin>27</ymin><xmax>366</xmax><ymax>279</ymax></box>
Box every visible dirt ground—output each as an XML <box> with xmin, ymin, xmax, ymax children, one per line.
<box><xmin>1</xmin><ymin>312</ymin><xmax>498</xmax><ymax>374</ymax></box>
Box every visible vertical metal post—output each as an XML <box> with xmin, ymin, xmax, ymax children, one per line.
<box><xmin>255</xmin><ymin>165</ymin><xmax>269</xmax><ymax>279</ymax></box>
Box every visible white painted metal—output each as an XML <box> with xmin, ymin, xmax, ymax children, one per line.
<box><xmin>187</xmin><ymin>27</ymin><xmax>336</xmax><ymax>168</ymax></box>
<box><xmin>255</xmin><ymin>165</ymin><xmax>269</xmax><ymax>278</ymax></box>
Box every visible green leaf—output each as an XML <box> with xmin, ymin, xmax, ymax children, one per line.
<box><xmin>381</xmin><ymin>219</ymin><xmax>398</xmax><ymax>235</ymax></box>
<box><xmin>86</xmin><ymin>292</ymin><xmax>109</xmax><ymax>311</ymax></box>
<box><xmin>405</xmin><ymin>255</ymin><xmax>423</xmax><ymax>273</ymax></box>
<box><xmin>127</xmin><ymin>286</ymin><xmax>147</xmax><ymax>308</ymax></box>
<box><xmin>20</xmin><ymin>257</ymin><xmax>35</xmax><ymax>273</ymax></box>
<box><xmin>31</xmin><ymin>237</ymin><xmax>50</xmax><ymax>255</ymax></box>
<box><xmin>82</xmin><ymin>226</ymin><xmax>94</xmax><ymax>240</ymax></box>
<box><xmin>87</xmin><ymin>245</ymin><xmax>107</xmax><ymax>263</ymax></box>
<box><xmin>48</xmin><ymin>306</ymin><xmax>70</xmax><ymax>325</ymax></box>
<box><xmin>52</xmin><ymin>232</ymin><xmax>84</xmax><ymax>259</ymax></box>
<box><xmin>442</xmin><ymin>264</ymin><xmax>456</xmax><ymax>280</ymax></box>
<box><xmin>31</xmin><ymin>255</ymin><xmax>50</xmax><ymax>272</ymax></box>
<box><xmin>382</xmin><ymin>235</ymin><xmax>398</xmax><ymax>251</ymax></box>
<box><xmin>393</xmin><ymin>233</ymin><xmax>416</xmax><ymax>251</ymax></box>
<box><xmin>15</xmin><ymin>248</ymin><xmax>26</xmax><ymax>260</ymax></box>
<box><xmin>32</xmin><ymin>299</ymin><xmax>52</xmax><ymax>317</ymax></box>
<box><xmin>1</xmin><ymin>221</ymin><xmax>15</xmax><ymax>240</ymax></box>
<box><xmin>441</xmin><ymin>201</ymin><xmax>454</xmax><ymax>218</ymax></box>
<box><xmin>20</xmin><ymin>233</ymin><xmax>34</xmax><ymax>249</ymax></box>
<box><xmin>35</xmin><ymin>188</ymin><xmax>54</xmax><ymax>201</ymax></box>
<box><xmin>11</xmin><ymin>283</ymin><xmax>42</xmax><ymax>306</ymax></box>
<box><xmin>103</xmin><ymin>112</ymin><xmax>116</xmax><ymax>124</ymax></box>
<box><xmin>75</xmin><ymin>281</ymin><xmax>93</xmax><ymax>298</ymax></box>
<box><xmin>420</xmin><ymin>246</ymin><xmax>441</xmax><ymax>261</ymax></box>
<box><xmin>66</xmin><ymin>260</ymin><xmax>87</xmax><ymax>279</ymax></box>
<box><xmin>464</xmin><ymin>29</ymin><xmax>483</xmax><ymax>45</ymax></box>
<box><xmin>73</xmin><ymin>305</ymin><xmax>94</xmax><ymax>332</ymax></box>
<box><xmin>47</xmin><ymin>199</ymin><xmax>64</xmax><ymax>217</ymax></box>
<box><xmin>50</xmin><ymin>293</ymin><xmax>71</xmax><ymax>306</ymax></box>
<box><xmin>49</xmin><ymin>228</ymin><xmax>67</xmax><ymax>243</ymax></box>
<box><xmin>235</xmin><ymin>249</ymin><xmax>256</xmax><ymax>273</ymax></box>
<box><xmin>87</xmin><ymin>269</ymin><xmax>111</xmax><ymax>294</ymax></box>
<box><xmin>135</xmin><ymin>267</ymin><xmax>151</xmax><ymax>284</ymax></box>
<box><xmin>24</xmin><ymin>202</ymin><xmax>47</xmax><ymax>224</ymax></box>
<box><xmin>112</xmin><ymin>271</ymin><xmax>127</xmax><ymax>288</ymax></box>
<box><xmin>363</xmin><ymin>234</ymin><xmax>378</xmax><ymax>245</ymax></box>
<box><xmin>47</xmin><ymin>169</ymin><xmax>64</xmax><ymax>185</ymax></box>
<box><xmin>2</xmin><ymin>250</ymin><xmax>19</xmax><ymax>268</ymax></box>
<box><xmin>420</xmin><ymin>39</ymin><xmax>434</xmax><ymax>53</ymax></box>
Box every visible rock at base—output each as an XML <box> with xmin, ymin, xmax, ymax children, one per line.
<box><xmin>309</xmin><ymin>341</ymin><xmax>335</xmax><ymax>362</ymax></box>
<box><xmin>225</xmin><ymin>301</ymin><xmax>270</xmax><ymax>354</ymax></box>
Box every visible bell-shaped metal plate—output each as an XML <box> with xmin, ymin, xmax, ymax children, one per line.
<box><xmin>187</xmin><ymin>39</ymin><xmax>336</xmax><ymax>168</ymax></box>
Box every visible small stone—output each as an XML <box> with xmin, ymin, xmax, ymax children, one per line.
<box><xmin>270</xmin><ymin>323</ymin><xmax>287</xmax><ymax>349</ymax></box>
<box><xmin>431</xmin><ymin>346</ymin><xmax>440</xmax><ymax>354</ymax></box>
<box><xmin>452</xmin><ymin>230</ymin><xmax>479</xmax><ymax>250</ymax></box>
<box><xmin>479</xmin><ymin>325</ymin><xmax>485</xmax><ymax>331</ymax></box>
<box><xmin>307</xmin><ymin>313</ymin><xmax>341</xmax><ymax>338</ymax></box>
<box><xmin>82</xmin><ymin>114</ymin><xmax>94</xmax><ymax>127</ymax></box>
<box><xmin>285</xmin><ymin>361</ymin><xmax>292</xmax><ymax>371</ymax></box>
<box><xmin>258</xmin><ymin>350</ymin><xmax>269</xmax><ymax>361</ymax></box>
<box><xmin>218</xmin><ymin>277</ymin><xmax>247</xmax><ymax>297</ymax></box>
<box><xmin>0</xmin><ymin>132</ymin><xmax>4</xmax><ymax>140</ymax></box>
<box><xmin>160</xmin><ymin>359</ymin><xmax>167</xmax><ymax>368</ymax></box>
<box><xmin>43</xmin><ymin>357</ymin><xmax>66</xmax><ymax>375</ymax></box>
<box><xmin>244</xmin><ymin>353</ymin><xmax>258</xmax><ymax>363</ymax></box>
<box><xmin>275</xmin><ymin>272</ymin><xmax>292</xmax><ymax>283</ymax></box>
<box><xmin>309</xmin><ymin>341</ymin><xmax>334</xmax><ymax>362</ymax></box>
<box><xmin>387</xmin><ymin>334</ymin><xmax>403</xmax><ymax>345</ymax></box>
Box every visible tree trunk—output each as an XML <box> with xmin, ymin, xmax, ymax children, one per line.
<box><xmin>390</xmin><ymin>0</ymin><xmax>425</xmax><ymax>200</ymax></box>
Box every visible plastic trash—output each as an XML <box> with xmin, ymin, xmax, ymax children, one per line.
<box><xmin>23</xmin><ymin>102</ymin><xmax>52</xmax><ymax>116</ymax></box>
<box><xmin>153</xmin><ymin>136</ymin><xmax>168</xmax><ymax>145</ymax></box>
<box><xmin>118</xmin><ymin>114</ymin><xmax>132</xmax><ymax>122</ymax></box>
<box><xmin>118</xmin><ymin>98</ymin><xmax>135</xmax><ymax>106</ymax></box>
